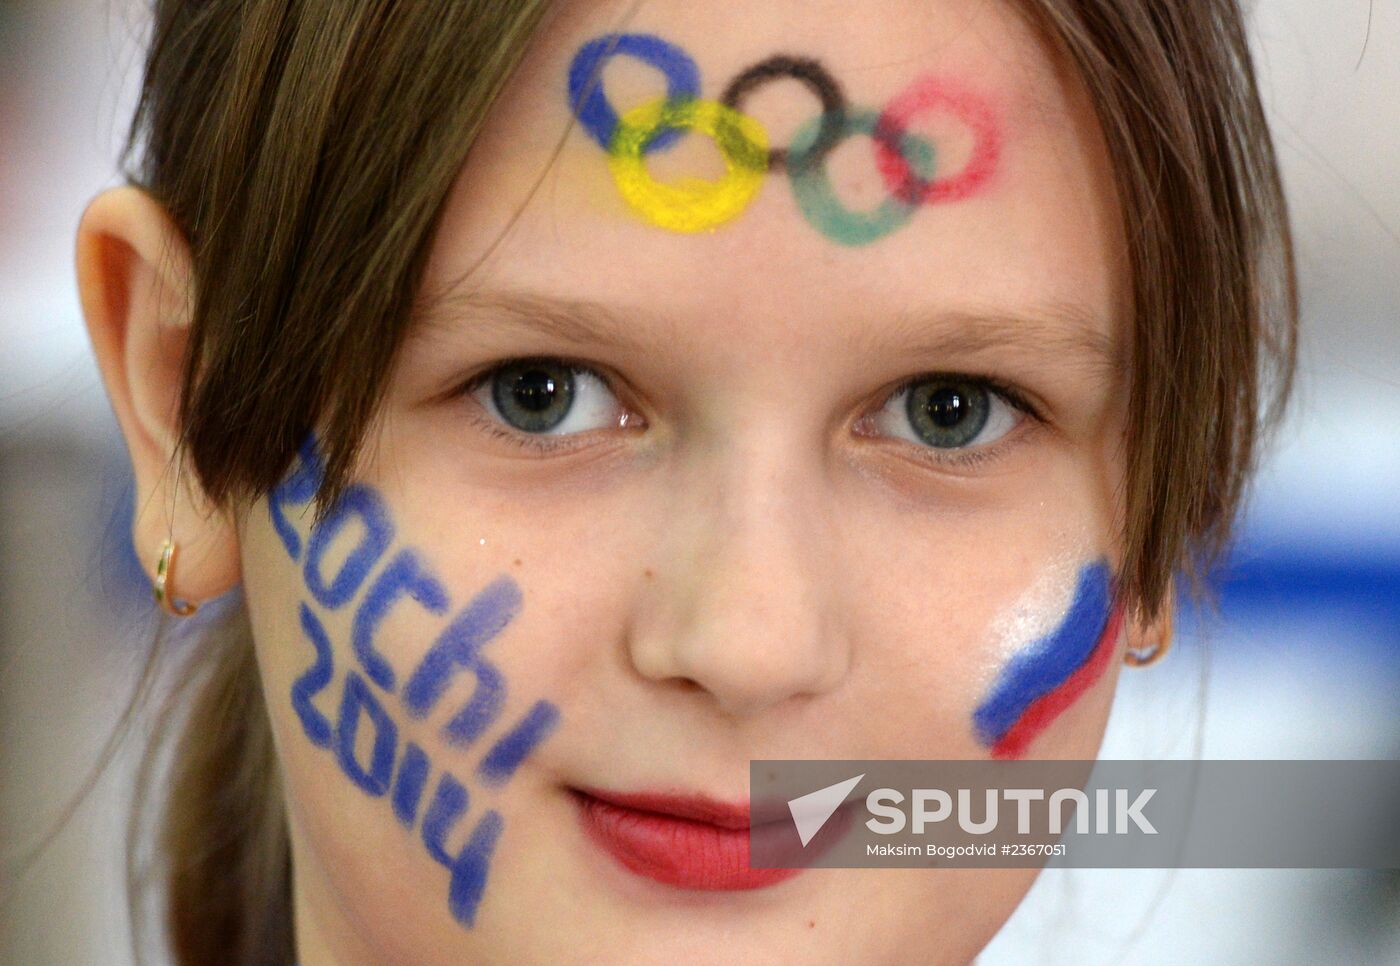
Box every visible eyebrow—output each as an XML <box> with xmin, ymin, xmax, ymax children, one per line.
<box><xmin>867</xmin><ymin>302</ymin><xmax>1124</xmax><ymax>378</ymax></box>
<box><xmin>415</xmin><ymin>287</ymin><xmax>684</xmax><ymax>355</ymax></box>
<box><xmin>414</xmin><ymin>287</ymin><xmax>1123</xmax><ymax>378</ymax></box>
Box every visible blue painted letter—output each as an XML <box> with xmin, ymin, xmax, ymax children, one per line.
<box><xmin>267</xmin><ymin>436</ymin><xmax>325</xmax><ymax>561</ymax></box>
<box><xmin>422</xmin><ymin>772</ymin><xmax>505</xmax><ymax>928</ymax></box>
<box><xmin>402</xmin><ymin>575</ymin><xmax>521</xmax><ymax>747</ymax></box>
<box><xmin>304</xmin><ymin>484</ymin><xmax>394</xmax><ymax>610</ymax></box>
<box><xmin>476</xmin><ymin>700</ymin><xmax>561</xmax><ymax>787</ymax></box>
<box><xmin>291</xmin><ymin>602</ymin><xmax>335</xmax><ymax>747</ymax></box>
<box><xmin>351</xmin><ymin>549</ymin><xmax>450</xmax><ymax>692</ymax></box>
<box><xmin>392</xmin><ymin>741</ymin><xmax>432</xmax><ymax>828</ymax></box>
<box><xmin>335</xmin><ymin>671</ymin><xmax>398</xmax><ymax>796</ymax></box>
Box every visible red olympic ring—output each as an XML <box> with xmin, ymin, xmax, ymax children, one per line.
<box><xmin>873</xmin><ymin>75</ymin><xmax>1002</xmax><ymax>206</ymax></box>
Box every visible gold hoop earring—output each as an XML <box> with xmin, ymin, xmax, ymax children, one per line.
<box><xmin>1124</xmin><ymin>601</ymin><xmax>1172</xmax><ymax>667</ymax></box>
<box><xmin>154</xmin><ymin>539</ymin><xmax>199</xmax><ymax>617</ymax></box>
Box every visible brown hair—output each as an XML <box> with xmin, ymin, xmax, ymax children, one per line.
<box><xmin>114</xmin><ymin>0</ymin><xmax>1296</xmax><ymax>963</ymax></box>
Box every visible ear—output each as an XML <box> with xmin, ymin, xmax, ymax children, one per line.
<box><xmin>1122</xmin><ymin>575</ymin><xmax>1174</xmax><ymax>664</ymax></box>
<box><xmin>75</xmin><ymin>185</ymin><xmax>241</xmax><ymax>606</ymax></box>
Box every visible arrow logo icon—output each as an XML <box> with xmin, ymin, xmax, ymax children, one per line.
<box><xmin>787</xmin><ymin>774</ymin><xmax>864</xmax><ymax>847</ymax></box>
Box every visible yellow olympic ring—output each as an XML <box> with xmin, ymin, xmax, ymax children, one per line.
<box><xmin>607</xmin><ymin>97</ymin><xmax>769</xmax><ymax>233</ymax></box>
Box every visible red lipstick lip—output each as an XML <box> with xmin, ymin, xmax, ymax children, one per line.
<box><xmin>574</xmin><ymin>786</ymin><xmax>785</xmax><ymax>829</ymax></box>
<box><xmin>570</xmin><ymin>787</ymin><xmax>802</xmax><ymax>891</ymax></box>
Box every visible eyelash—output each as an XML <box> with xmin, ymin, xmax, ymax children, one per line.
<box><xmin>452</xmin><ymin>359</ymin><xmax>1044</xmax><ymax>468</ymax></box>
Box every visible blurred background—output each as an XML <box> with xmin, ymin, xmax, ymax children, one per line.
<box><xmin>1</xmin><ymin>1</ymin><xmax>1396</xmax><ymax>963</ymax></box>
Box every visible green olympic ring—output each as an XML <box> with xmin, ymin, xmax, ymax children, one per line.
<box><xmin>787</xmin><ymin>108</ymin><xmax>937</xmax><ymax>247</ymax></box>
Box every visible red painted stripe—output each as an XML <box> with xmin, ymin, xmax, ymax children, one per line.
<box><xmin>990</xmin><ymin>600</ymin><xmax>1127</xmax><ymax>759</ymax></box>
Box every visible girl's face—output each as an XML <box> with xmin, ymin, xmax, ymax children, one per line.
<box><xmin>240</xmin><ymin>0</ymin><xmax>1133</xmax><ymax>962</ymax></box>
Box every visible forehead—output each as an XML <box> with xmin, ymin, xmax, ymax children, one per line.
<box><xmin>422</xmin><ymin>0</ymin><xmax>1127</xmax><ymax>359</ymax></box>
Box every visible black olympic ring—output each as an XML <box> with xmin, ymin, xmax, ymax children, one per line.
<box><xmin>719</xmin><ymin>55</ymin><xmax>848</xmax><ymax>174</ymax></box>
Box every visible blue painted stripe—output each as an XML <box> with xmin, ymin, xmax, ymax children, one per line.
<box><xmin>971</xmin><ymin>560</ymin><xmax>1113</xmax><ymax>746</ymax></box>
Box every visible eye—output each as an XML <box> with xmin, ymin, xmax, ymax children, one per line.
<box><xmin>864</xmin><ymin>374</ymin><xmax>1026</xmax><ymax>453</ymax></box>
<box><xmin>462</xmin><ymin>357</ymin><xmax>632</xmax><ymax>444</ymax></box>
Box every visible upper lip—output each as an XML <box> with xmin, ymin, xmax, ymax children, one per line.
<box><xmin>574</xmin><ymin>786</ymin><xmax>792</xmax><ymax>830</ymax></box>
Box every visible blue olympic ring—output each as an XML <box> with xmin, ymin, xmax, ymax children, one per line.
<box><xmin>567</xmin><ymin>33</ymin><xmax>701</xmax><ymax>154</ymax></box>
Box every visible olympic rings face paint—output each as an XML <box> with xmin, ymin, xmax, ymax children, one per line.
<box><xmin>719</xmin><ymin>55</ymin><xmax>848</xmax><ymax>173</ymax></box>
<box><xmin>608</xmin><ymin>97</ymin><xmax>769</xmax><ymax>233</ymax></box>
<box><xmin>566</xmin><ymin>33</ymin><xmax>1002</xmax><ymax>245</ymax></box>
<box><xmin>788</xmin><ymin>108</ymin><xmax>936</xmax><ymax>247</ymax></box>
<box><xmin>568</xmin><ymin>33</ymin><xmax>701</xmax><ymax>153</ymax></box>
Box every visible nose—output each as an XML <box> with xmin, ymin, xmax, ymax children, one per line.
<box><xmin>625</xmin><ymin>432</ymin><xmax>852</xmax><ymax>718</ymax></box>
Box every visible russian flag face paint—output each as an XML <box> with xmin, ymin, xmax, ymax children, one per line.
<box><xmin>972</xmin><ymin>559</ymin><xmax>1125</xmax><ymax>759</ymax></box>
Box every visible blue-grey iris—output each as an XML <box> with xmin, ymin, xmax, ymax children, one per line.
<box><xmin>491</xmin><ymin>359</ymin><xmax>576</xmax><ymax>433</ymax></box>
<box><xmin>906</xmin><ymin>378</ymin><xmax>989</xmax><ymax>448</ymax></box>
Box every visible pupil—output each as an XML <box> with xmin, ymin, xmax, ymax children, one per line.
<box><xmin>513</xmin><ymin>368</ymin><xmax>559</xmax><ymax>412</ymax></box>
<box><xmin>925</xmin><ymin>387</ymin><xmax>966</xmax><ymax>427</ymax></box>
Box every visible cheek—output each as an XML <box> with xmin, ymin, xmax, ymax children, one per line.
<box><xmin>243</xmin><ymin>440</ymin><xmax>563</xmax><ymax>940</ymax></box>
<box><xmin>806</xmin><ymin>503</ymin><xmax>1100</xmax><ymax>756</ymax></box>
<box><xmin>822</xmin><ymin>522</ymin><xmax>1123</xmax><ymax>761</ymax></box>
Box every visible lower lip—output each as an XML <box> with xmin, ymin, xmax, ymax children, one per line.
<box><xmin>572</xmin><ymin>791</ymin><xmax>803</xmax><ymax>891</ymax></box>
